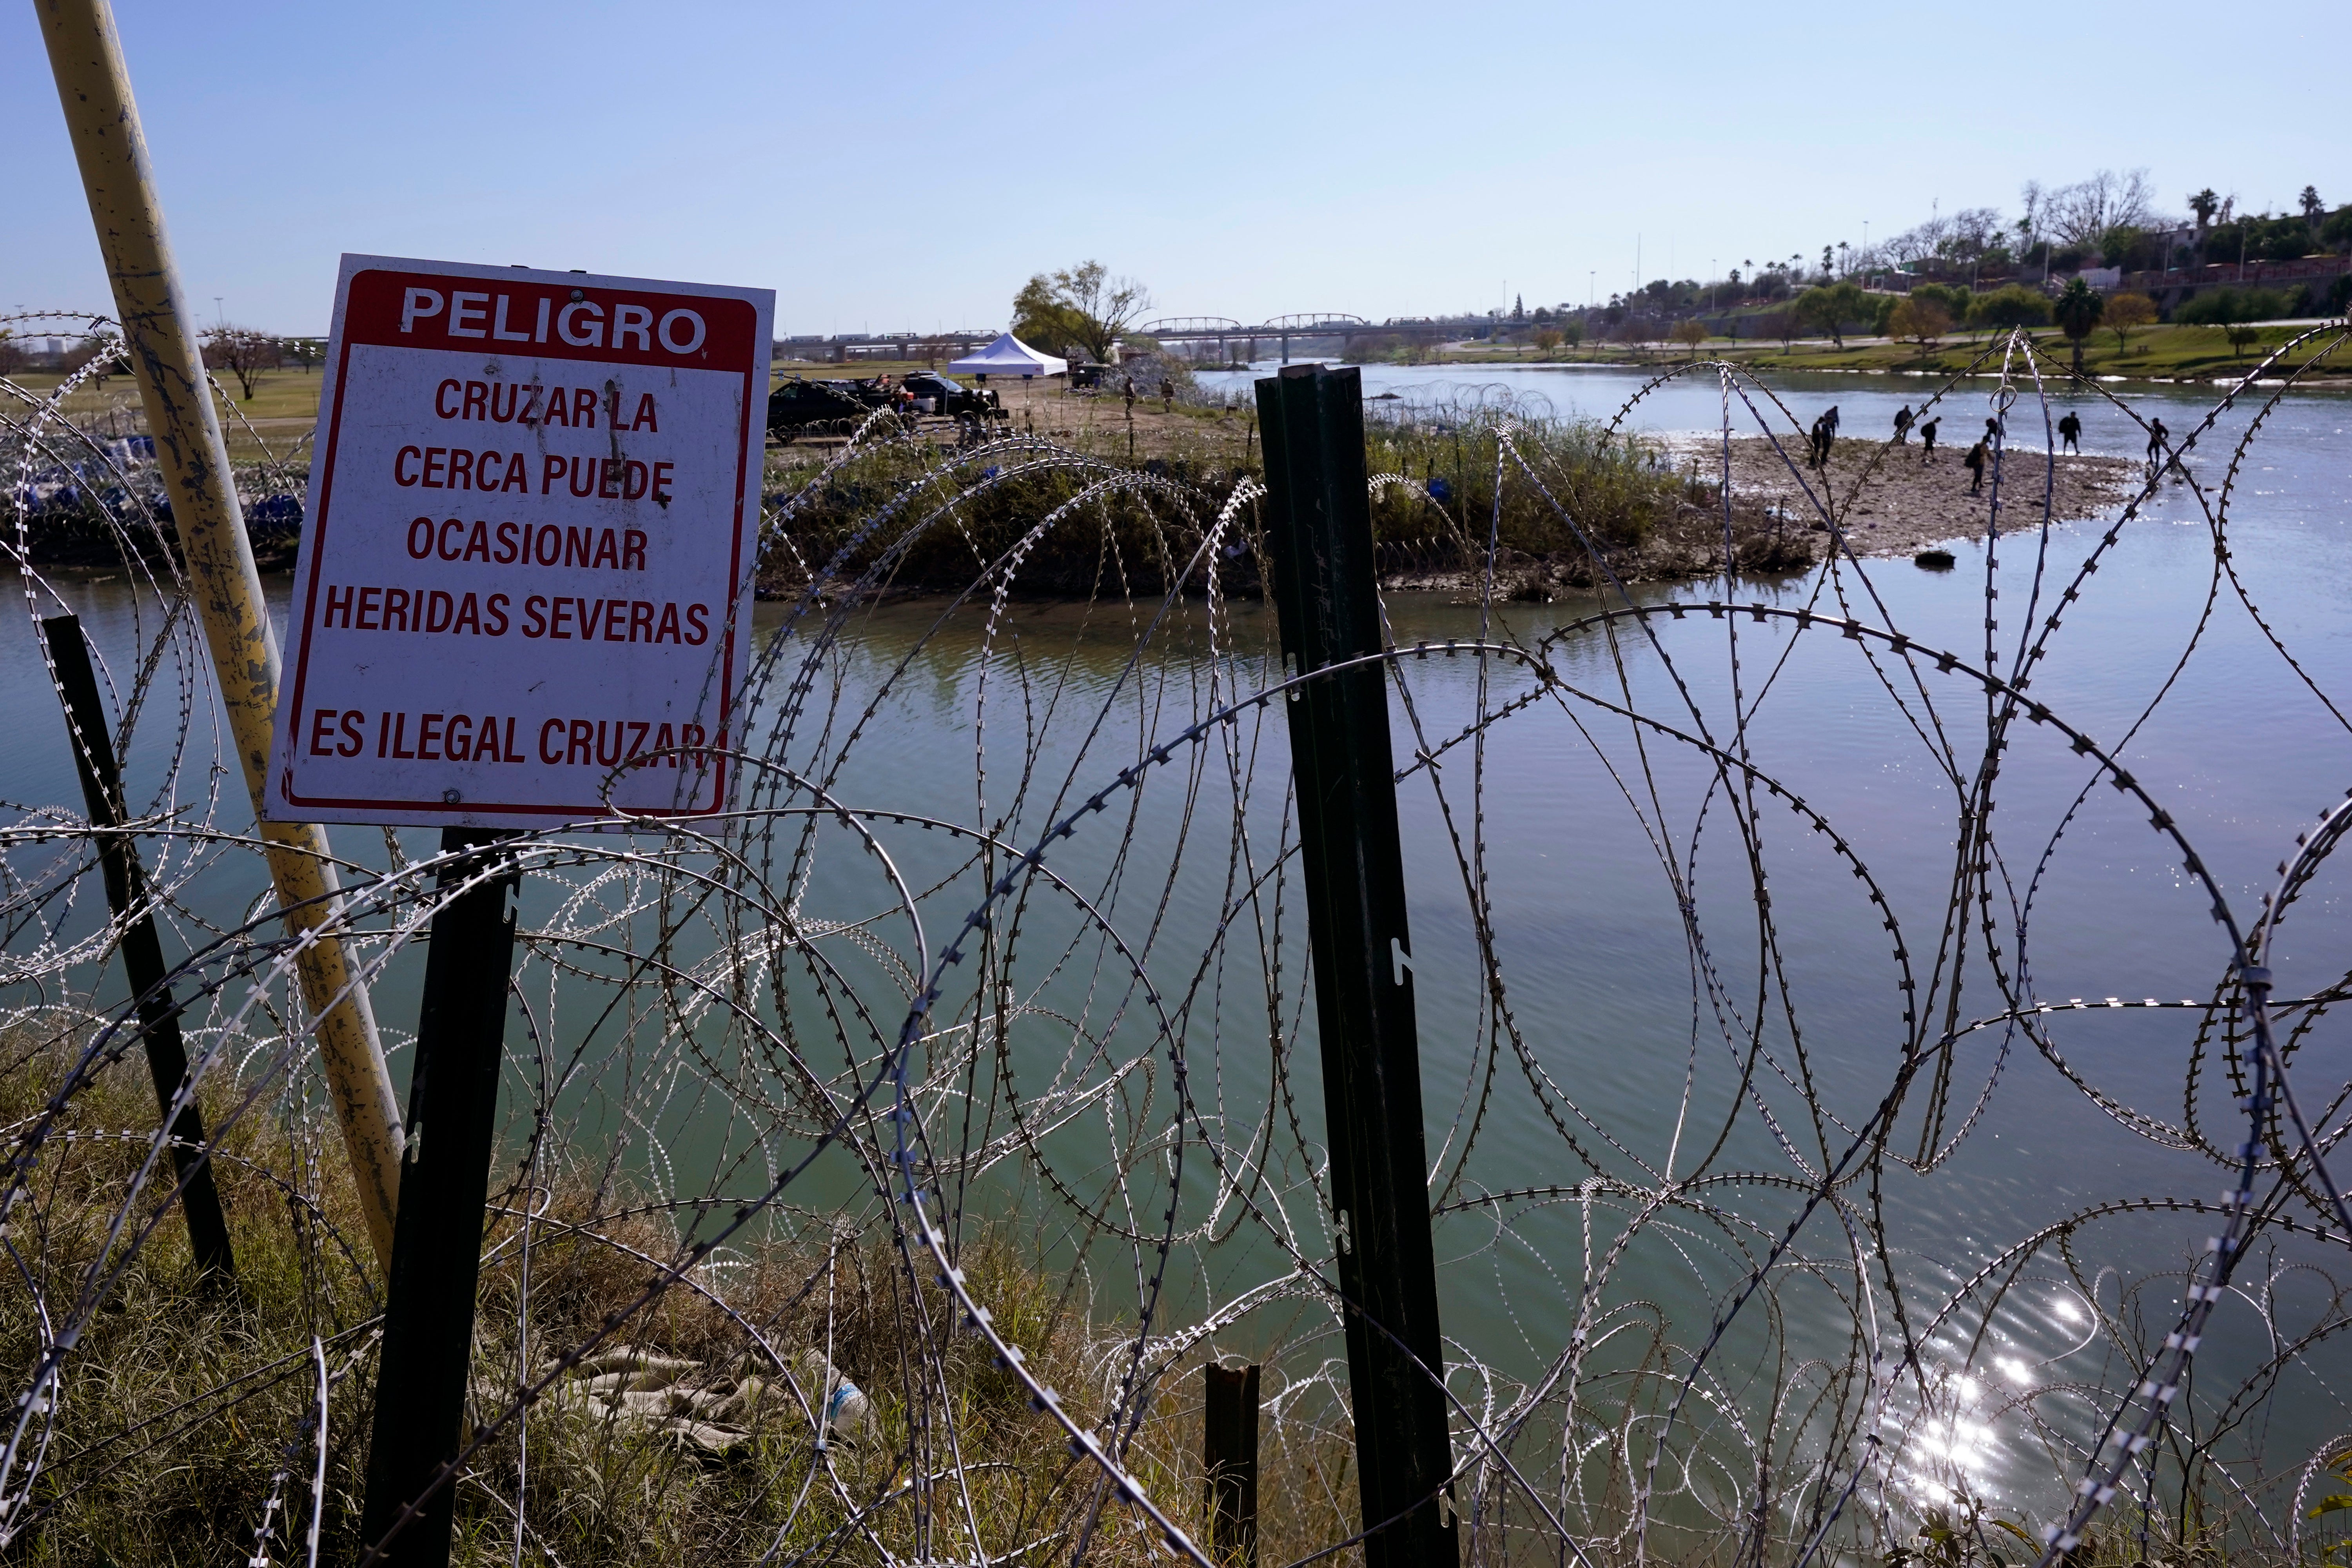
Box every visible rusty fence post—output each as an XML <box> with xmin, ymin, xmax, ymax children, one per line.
<box><xmin>1203</xmin><ymin>1363</ymin><xmax>1261</xmax><ymax>1568</ymax></box>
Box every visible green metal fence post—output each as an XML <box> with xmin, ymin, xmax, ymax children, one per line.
<box><xmin>1254</xmin><ymin>363</ymin><xmax>1457</xmax><ymax>1568</ymax></box>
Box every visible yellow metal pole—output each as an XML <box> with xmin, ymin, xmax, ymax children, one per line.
<box><xmin>37</xmin><ymin>0</ymin><xmax>405</xmax><ymax>1269</ymax></box>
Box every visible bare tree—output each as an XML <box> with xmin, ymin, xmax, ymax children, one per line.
<box><xmin>1948</xmin><ymin>208</ymin><xmax>2004</xmax><ymax>263</ymax></box>
<box><xmin>2017</xmin><ymin>180</ymin><xmax>2046</xmax><ymax>267</ymax></box>
<box><xmin>2043</xmin><ymin>169</ymin><xmax>2163</xmax><ymax>252</ymax></box>
<box><xmin>201</xmin><ymin>325</ymin><xmax>279</xmax><ymax>400</ymax></box>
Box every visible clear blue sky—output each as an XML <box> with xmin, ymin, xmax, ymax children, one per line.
<box><xmin>9</xmin><ymin>0</ymin><xmax>2343</xmax><ymax>337</ymax></box>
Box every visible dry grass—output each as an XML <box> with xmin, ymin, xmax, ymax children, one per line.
<box><xmin>0</xmin><ymin>1015</ymin><xmax>1368</xmax><ymax>1567</ymax></box>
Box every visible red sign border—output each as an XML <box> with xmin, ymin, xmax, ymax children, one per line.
<box><xmin>271</xmin><ymin>256</ymin><xmax>770</xmax><ymax>824</ymax></box>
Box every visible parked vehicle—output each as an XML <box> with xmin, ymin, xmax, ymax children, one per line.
<box><xmin>896</xmin><ymin>373</ymin><xmax>1000</xmax><ymax>419</ymax></box>
<box><xmin>766</xmin><ymin>378</ymin><xmax>875</xmax><ymax>441</ymax></box>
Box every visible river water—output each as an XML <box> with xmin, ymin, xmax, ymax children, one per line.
<box><xmin>7</xmin><ymin>359</ymin><xmax>2348</xmax><ymax>1532</ymax></box>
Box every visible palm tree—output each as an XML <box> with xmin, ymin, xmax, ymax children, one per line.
<box><xmin>2187</xmin><ymin>189</ymin><xmax>2220</xmax><ymax>263</ymax></box>
<box><xmin>2052</xmin><ymin>276</ymin><xmax>2105</xmax><ymax>373</ymax></box>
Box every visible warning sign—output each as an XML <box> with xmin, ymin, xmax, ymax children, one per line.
<box><xmin>264</xmin><ymin>255</ymin><xmax>773</xmax><ymax>827</ymax></box>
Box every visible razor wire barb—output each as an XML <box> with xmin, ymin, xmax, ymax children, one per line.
<box><xmin>0</xmin><ymin>318</ymin><xmax>2349</xmax><ymax>1567</ymax></box>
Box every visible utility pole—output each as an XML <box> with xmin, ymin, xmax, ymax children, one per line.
<box><xmin>1255</xmin><ymin>363</ymin><xmax>1457</xmax><ymax>1568</ymax></box>
<box><xmin>39</xmin><ymin>0</ymin><xmax>406</xmax><ymax>1269</ymax></box>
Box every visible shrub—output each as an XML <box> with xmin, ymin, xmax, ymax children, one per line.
<box><xmin>1886</xmin><ymin>298</ymin><xmax>1953</xmax><ymax>347</ymax></box>
<box><xmin>1907</xmin><ymin>282</ymin><xmax>1973</xmax><ymax>323</ymax></box>
<box><xmin>1967</xmin><ymin>285</ymin><xmax>2053</xmax><ymax>330</ymax></box>
<box><xmin>2174</xmin><ymin>286</ymin><xmax>2288</xmax><ymax>326</ymax></box>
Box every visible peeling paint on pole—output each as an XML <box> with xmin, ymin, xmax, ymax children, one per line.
<box><xmin>36</xmin><ymin>0</ymin><xmax>408</xmax><ymax>1269</ymax></box>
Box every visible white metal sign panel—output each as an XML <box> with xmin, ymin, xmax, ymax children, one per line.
<box><xmin>264</xmin><ymin>254</ymin><xmax>774</xmax><ymax>828</ymax></box>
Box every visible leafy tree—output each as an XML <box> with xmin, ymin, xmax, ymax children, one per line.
<box><xmin>2103</xmin><ymin>292</ymin><xmax>2157</xmax><ymax>350</ymax></box>
<box><xmin>2325</xmin><ymin>208</ymin><xmax>2352</xmax><ymax>252</ymax></box>
<box><xmin>1909</xmin><ymin>283</ymin><xmax>1972</xmax><ymax>324</ymax></box>
<box><xmin>2098</xmin><ymin>225</ymin><xmax>2149</xmax><ymax>269</ymax></box>
<box><xmin>2051</xmin><ymin>276</ymin><xmax>2103</xmax><ymax>370</ymax></box>
<box><xmin>1009</xmin><ymin>261</ymin><xmax>1150</xmax><ymax>363</ymax></box>
<box><xmin>1886</xmin><ymin>298</ymin><xmax>1952</xmax><ymax>348</ymax></box>
<box><xmin>1754</xmin><ymin>310</ymin><xmax>1796</xmax><ymax>349</ymax></box>
<box><xmin>2226</xmin><ymin>322</ymin><xmax>2261</xmax><ymax>357</ymax></box>
<box><xmin>1558</xmin><ymin>321</ymin><xmax>1584</xmax><ymax>350</ymax></box>
<box><xmin>1967</xmin><ymin>285</ymin><xmax>2053</xmax><ymax>330</ymax></box>
<box><xmin>2300</xmin><ymin>185</ymin><xmax>2325</xmax><ymax>231</ymax></box>
<box><xmin>1668</xmin><ymin>319</ymin><xmax>1708</xmax><ymax>359</ymax></box>
<box><xmin>1011</xmin><ymin>277</ymin><xmax>1084</xmax><ymax>357</ymax></box>
<box><xmin>1532</xmin><ymin>328</ymin><xmax>1564</xmax><ymax>355</ymax></box>
<box><xmin>1793</xmin><ymin>281</ymin><xmax>1867</xmax><ymax>347</ymax></box>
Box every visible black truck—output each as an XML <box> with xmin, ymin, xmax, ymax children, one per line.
<box><xmin>767</xmin><ymin>374</ymin><xmax>1004</xmax><ymax>442</ymax></box>
<box><xmin>895</xmin><ymin>372</ymin><xmax>1000</xmax><ymax>419</ymax></box>
<box><xmin>766</xmin><ymin>379</ymin><xmax>878</xmax><ymax>441</ymax></box>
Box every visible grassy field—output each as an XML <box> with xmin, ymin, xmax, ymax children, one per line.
<box><xmin>8</xmin><ymin>359</ymin><xmax>949</xmax><ymax>466</ymax></box>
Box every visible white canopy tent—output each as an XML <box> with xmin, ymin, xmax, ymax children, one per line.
<box><xmin>946</xmin><ymin>332</ymin><xmax>1067</xmax><ymax>380</ymax></box>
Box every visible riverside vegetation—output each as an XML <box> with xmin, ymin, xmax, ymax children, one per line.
<box><xmin>753</xmin><ymin>395</ymin><xmax>1813</xmax><ymax>603</ymax></box>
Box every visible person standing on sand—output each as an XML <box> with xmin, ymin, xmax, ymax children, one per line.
<box><xmin>1963</xmin><ymin>439</ymin><xmax>1988</xmax><ymax>494</ymax></box>
<box><xmin>1919</xmin><ymin>417</ymin><xmax>1940</xmax><ymax>461</ymax></box>
<box><xmin>1893</xmin><ymin>405</ymin><xmax>1914</xmax><ymax>444</ymax></box>
<box><xmin>1817</xmin><ymin>409</ymin><xmax>1838</xmax><ymax>465</ymax></box>
<box><xmin>2058</xmin><ymin>411</ymin><xmax>2082</xmax><ymax>454</ymax></box>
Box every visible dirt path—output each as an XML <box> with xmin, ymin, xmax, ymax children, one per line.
<box><xmin>1664</xmin><ymin>432</ymin><xmax>2134</xmax><ymax>557</ymax></box>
